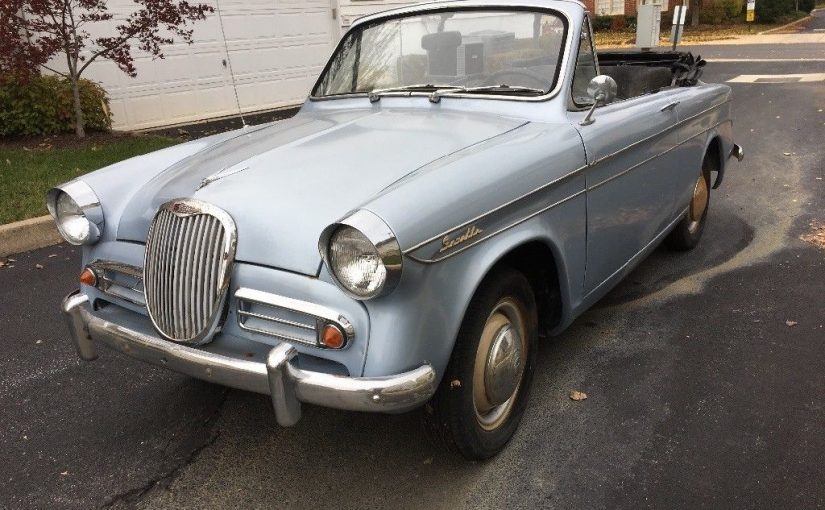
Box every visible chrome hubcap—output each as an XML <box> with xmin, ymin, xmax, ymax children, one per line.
<box><xmin>473</xmin><ymin>299</ymin><xmax>527</xmax><ymax>431</ymax></box>
<box><xmin>484</xmin><ymin>324</ymin><xmax>523</xmax><ymax>407</ymax></box>
<box><xmin>688</xmin><ymin>174</ymin><xmax>708</xmax><ymax>234</ymax></box>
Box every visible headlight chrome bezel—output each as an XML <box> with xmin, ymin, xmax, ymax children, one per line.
<box><xmin>318</xmin><ymin>210</ymin><xmax>402</xmax><ymax>300</ymax></box>
<box><xmin>46</xmin><ymin>181</ymin><xmax>104</xmax><ymax>246</ymax></box>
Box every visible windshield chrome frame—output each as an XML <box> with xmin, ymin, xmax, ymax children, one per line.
<box><xmin>310</xmin><ymin>3</ymin><xmax>575</xmax><ymax>104</ymax></box>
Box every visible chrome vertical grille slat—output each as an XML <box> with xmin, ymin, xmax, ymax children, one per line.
<box><xmin>144</xmin><ymin>200</ymin><xmax>237</xmax><ymax>344</ymax></box>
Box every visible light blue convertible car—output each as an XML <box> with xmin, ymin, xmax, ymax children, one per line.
<box><xmin>51</xmin><ymin>0</ymin><xmax>743</xmax><ymax>459</ymax></box>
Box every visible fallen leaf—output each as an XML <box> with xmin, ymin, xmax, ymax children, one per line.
<box><xmin>48</xmin><ymin>254</ymin><xmax>57</xmax><ymax>258</ymax></box>
<box><xmin>801</xmin><ymin>221</ymin><xmax>825</xmax><ymax>250</ymax></box>
<box><xmin>785</xmin><ymin>320</ymin><xmax>798</xmax><ymax>327</ymax></box>
<box><xmin>36</xmin><ymin>340</ymin><xmax>42</xmax><ymax>344</ymax></box>
<box><xmin>569</xmin><ymin>390</ymin><xmax>588</xmax><ymax>401</ymax></box>
<box><xmin>783</xmin><ymin>152</ymin><xmax>791</xmax><ymax>156</ymax></box>
<box><xmin>5</xmin><ymin>159</ymin><xmax>10</xmax><ymax>165</ymax></box>
<box><xmin>60</xmin><ymin>471</ymin><xmax>69</xmax><ymax>476</ymax></box>
<box><xmin>35</xmin><ymin>264</ymin><xmax>43</xmax><ymax>269</ymax></box>
<box><xmin>450</xmin><ymin>379</ymin><xmax>461</xmax><ymax>389</ymax></box>
<box><xmin>8</xmin><ymin>258</ymin><xmax>16</xmax><ymax>262</ymax></box>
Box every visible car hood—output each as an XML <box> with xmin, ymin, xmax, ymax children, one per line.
<box><xmin>117</xmin><ymin>108</ymin><xmax>526</xmax><ymax>276</ymax></box>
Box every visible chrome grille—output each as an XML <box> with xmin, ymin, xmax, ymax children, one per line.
<box><xmin>143</xmin><ymin>199</ymin><xmax>237</xmax><ymax>344</ymax></box>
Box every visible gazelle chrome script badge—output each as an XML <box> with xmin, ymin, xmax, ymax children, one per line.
<box><xmin>439</xmin><ymin>225</ymin><xmax>483</xmax><ymax>253</ymax></box>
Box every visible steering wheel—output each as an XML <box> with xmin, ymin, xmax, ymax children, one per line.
<box><xmin>483</xmin><ymin>69</ymin><xmax>549</xmax><ymax>89</ymax></box>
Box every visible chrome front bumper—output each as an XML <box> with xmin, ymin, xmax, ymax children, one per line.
<box><xmin>62</xmin><ymin>291</ymin><xmax>437</xmax><ymax>426</ymax></box>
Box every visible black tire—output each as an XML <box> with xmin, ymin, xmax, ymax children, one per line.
<box><xmin>665</xmin><ymin>152</ymin><xmax>713</xmax><ymax>251</ymax></box>
<box><xmin>423</xmin><ymin>268</ymin><xmax>538</xmax><ymax>460</ymax></box>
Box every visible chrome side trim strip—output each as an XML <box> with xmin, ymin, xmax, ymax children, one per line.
<box><xmin>408</xmin><ymin>189</ymin><xmax>586</xmax><ymax>264</ymax></box>
<box><xmin>588</xmin><ymin>119</ymin><xmax>731</xmax><ymax>191</ymax></box>
<box><xmin>403</xmin><ymin>166</ymin><xmax>588</xmax><ymax>254</ymax></box>
<box><xmin>589</xmin><ymin>100</ymin><xmax>729</xmax><ymax>167</ymax></box>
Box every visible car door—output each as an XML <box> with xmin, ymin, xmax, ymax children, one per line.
<box><xmin>568</xmin><ymin>20</ymin><xmax>683</xmax><ymax>294</ymax></box>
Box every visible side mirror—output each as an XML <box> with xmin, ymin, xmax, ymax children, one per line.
<box><xmin>580</xmin><ymin>75</ymin><xmax>618</xmax><ymax>126</ymax></box>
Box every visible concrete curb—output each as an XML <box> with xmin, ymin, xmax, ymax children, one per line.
<box><xmin>0</xmin><ymin>215</ymin><xmax>63</xmax><ymax>257</ymax></box>
<box><xmin>758</xmin><ymin>14</ymin><xmax>813</xmax><ymax>35</ymax></box>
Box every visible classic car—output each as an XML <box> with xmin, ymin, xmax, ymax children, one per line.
<box><xmin>51</xmin><ymin>0</ymin><xmax>743</xmax><ymax>460</ymax></box>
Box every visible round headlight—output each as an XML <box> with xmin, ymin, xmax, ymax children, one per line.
<box><xmin>46</xmin><ymin>181</ymin><xmax>103</xmax><ymax>245</ymax></box>
<box><xmin>329</xmin><ymin>226</ymin><xmax>387</xmax><ymax>298</ymax></box>
<box><xmin>320</xmin><ymin>210</ymin><xmax>402</xmax><ymax>300</ymax></box>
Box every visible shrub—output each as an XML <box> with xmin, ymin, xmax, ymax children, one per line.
<box><xmin>0</xmin><ymin>75</ymin><xmax>111</xmax><ymax>136</ymax></box>
<box><xmin>798</xmin><ymin>0</ymin><xmax>815</xmax><ymax>12</ymax></box>
<box><xmin>755</xmin><ymin>0</ymin><xmax>796</xmax><ymax>22</ymax></box>
<box><xmin>592</xmin><ymin>15</ymin><xmax>614</xmax><ymax>31</ymax></box>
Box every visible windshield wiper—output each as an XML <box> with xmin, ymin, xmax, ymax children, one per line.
<box><xmin>453</xmin><ymin>85</ymin><xmax>547</xmax><ymax>96</ymax></box>
<box><xmin>367</xmin><ymin>84</ymin><xmax>464</xmax><ymax>103</ymax></box>
<box><xmin>367</xmin><ymin>84</ymin><xmax>546</xmax><ymax>103</ymax></box>
<box><xmin>429</xmin><ymin>84</ymin><xmax>546</xmax><ymax>103</ymax></box>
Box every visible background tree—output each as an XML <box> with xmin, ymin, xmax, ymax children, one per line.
<box><xmin>0</xmin><ymin>0</ymin><xmax>213</xmax><ymax>137</ymax></box>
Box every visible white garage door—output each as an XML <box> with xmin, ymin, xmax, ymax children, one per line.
<box><xmin>79</xmin><ymin>0</ymin><xmax>339</xmax><ymax>131</ymax></box>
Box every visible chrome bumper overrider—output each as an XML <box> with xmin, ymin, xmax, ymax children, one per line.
<box><xmin>62</xmin><ymin>291</ymin><xmax>437</xmax><ymax>426</ymax></box>
<box><xmin>730</xmin><ymin>143</ymin><xmax>744</xmax><ymax>162</ymax></box>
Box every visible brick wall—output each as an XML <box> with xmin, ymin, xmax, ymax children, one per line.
<box><xmin>585</xmin><ymin>0</ymin><xmax>676</xmax><ymax>18</ymax></box>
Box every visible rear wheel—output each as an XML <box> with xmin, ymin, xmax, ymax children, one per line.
<box><xmin>666</xmin><ymin>152</ymin><xmax>712</xmax><ymax>251</ymax></box>
<box><xmin>423</xmin><ymin>268</ymin><xmax>538</xmax><ymax>460</ymax></box>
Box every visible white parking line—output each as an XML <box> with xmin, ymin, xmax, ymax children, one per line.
<box><xmin>727</xmin><ymin>73</ymin><xmax>825</xmax><ymax>83</ymax></box>
<box><xmin>707</xmin><ymin>58</ymin><xmax>825</xmax><ymax>62</ymax></box>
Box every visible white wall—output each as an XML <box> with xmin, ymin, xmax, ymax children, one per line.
<box><xmin>50</xmin><ymin>0</ymin><xmax>342</xmax><ymax>131</ymax></box>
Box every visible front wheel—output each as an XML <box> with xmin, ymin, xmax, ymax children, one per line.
<box><xmin>423</xmin><ymin>268</ymin><xmax>538</xmax><ymax>460</ymax></box>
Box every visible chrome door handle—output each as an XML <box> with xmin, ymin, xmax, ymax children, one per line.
<box><xmin>660</xmin><ymin>101</ymin><xmax>680</xmax><ymax>112</ymax></box>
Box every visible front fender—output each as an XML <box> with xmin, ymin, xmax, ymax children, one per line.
<box><xmin>360</xmin><ymin>190</ymin><xmax>586</xmax><ymax>381</ymax></box>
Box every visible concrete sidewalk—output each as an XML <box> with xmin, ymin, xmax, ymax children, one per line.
<box><xmin>681</xmin><ymin>32</ymin><xmax>825</xmax><ymax>46</ymax></box>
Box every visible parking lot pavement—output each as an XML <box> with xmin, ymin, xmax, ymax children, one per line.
<box><xmin>1</xmin><ymin>45</ymin><xmax>823</xmax><ymax>509</ymax></box>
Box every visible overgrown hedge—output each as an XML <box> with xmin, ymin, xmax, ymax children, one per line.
<box><xmin>756</xmin><ymin>0</ymin><xmax>815</xmax><ymax>21</ymax></box>
<box><xmin>0</xmin><ymin>75</ymin><xmax>112</xmax><ymax>136</ymax></box>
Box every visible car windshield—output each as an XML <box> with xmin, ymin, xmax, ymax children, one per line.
<box><xmin>313</xmin><ymin>9</ymin><xmax>567</xmax><ymax>99</ymax></box>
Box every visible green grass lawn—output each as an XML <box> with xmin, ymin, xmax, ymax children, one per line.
<box><xmin>0</xmin><ymin>134</ymin><xmax>179</xmax><ymax>224</ymax></box>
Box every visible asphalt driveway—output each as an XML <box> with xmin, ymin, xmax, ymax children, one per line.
<box><xmin>1</xmin><ymin>43</ymin><xmax>823</xmax><ymax>509</ymax></box>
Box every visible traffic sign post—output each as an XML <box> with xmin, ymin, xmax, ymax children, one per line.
<box><xmin>746</xmin><ymin>0</ymin><xmax>756</xmax><ymax>28</ymax></box>
<box><xmin>670</xmin><ymin>2</ymin><xmax>688</xmax><ymax>51</ymax></box>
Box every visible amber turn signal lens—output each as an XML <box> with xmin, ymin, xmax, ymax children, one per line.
<box><xmin>321</xmin><ymin>324</ymin><xmax>345</xmax><ymax>349</ymax></box>
<box><xmin>79</xmin><ymin>267</ymin><xmax>97</xmax><ymax>287</ymax></box>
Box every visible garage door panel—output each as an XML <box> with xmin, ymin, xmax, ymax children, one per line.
<box><xmin>65</xmin><ymin>0</ymin><xmax>338</xmax><ymax>130</ymax></box>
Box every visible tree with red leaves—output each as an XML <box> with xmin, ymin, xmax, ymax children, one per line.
<box><xmin>0</xmin><ymin>0</ymin><xmax>213</xmax><ymax>137</ymax></box>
